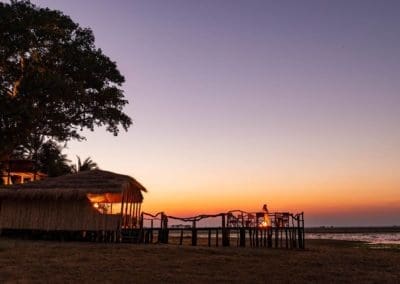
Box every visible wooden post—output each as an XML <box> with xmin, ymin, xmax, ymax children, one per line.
<box><xmin>179</xmin><ymin>229</ymin><xmax>184</xmax><ymax>245</ymax></box>
<box><xmin>138</xmin><ymin>204</ymin><xmax>142</xmax><ymax>220</ymax></box>
<box><xmin>236</xmin><ymin>227</ymin><xmax>240</xmax><ymax>247</ymax></box>
<box><xmin>150</xmin><ymin>219</ymin><xmax>154</xmax><ymax>243</ymax></box>
<box><xmin>222</xmin><ymin>214</ymin><xmax>229</xmax><ymax>247</ymax></box>
<box><xmin>302</xmin><ymin>212</ymin><xmax>305</xmax><ymax>249</ymax></box>
<box><xmin>285</xmin><ymin>227</ymin><xmax>289</xmax><ymax>248</ymax></box>
<box><xmin>295</xmin><ymin>215</ymin><xmax>299</xmax><ymax>248</ymax></box>
<box><xmin>104</xmin><ymin>210</ymin><xmax>109</xmax><ymax>240</ymax></box>
<box><xmin>139</xmin><ymin>212</ymin><xmax>144</xmax><ymax>229</ymax></box>
<box><xmin>143</xmin><ymin>229</ymin><xmax>148</xmax><ymax>244</ymax></box>
<box><xmin>267</xmin><ymin>229</ymin><xmax>272</xmax><ymax>248</ymax></box>
<box><xmin>138</xmin><ymin>212</ymin><xmax>144</xmax><ymax>243</ymax></box>
<box><xmin>239</xmin><ymin>228</ymin><xmax>246</xmax><ymax>247</ymax></box>
<box><xmin>298</xmin><ymin>214</ymin><xmax>303</xmax><ymax>249</ymax></box>
<box><xmin>208</xmin><ymin>229</ymin><xmax>212</xmax><ymax>247</ymax></box>
<box><xmin>132</xmin><ymin>203</ymin><xmax>137</xmax><ymax>226</ymax></box>
<box><xmin>135</xmin><ymin>203</ymin><xmax>140</xmax><ymax>228</ymax></box>
<box><xmin>216</xmin><ymin>229</ymin><xmax>219</xmax><ymax>247</ymax></box>
<box><xmin>292</xmin><ymin>217</ymin><xmax>298</xmax><ymax>248</ymax></box>
<box><xmin>162</xmin><ymin>213</ymin><xmax>169</xmax><ymax>244</ymax></box>
<box><xmin>249</xmin><ymin>228</ymin><xmax>253</xmax><ymax>247</ymax></box>
<box><xmin>191</xmin><ymin>220</ymin><xmax>197</xmax><ymax>246</ymax></box>
<box><xmin>292</xmin><ymin>228</ymin><xmax>296</xmax><ymax>248</ymax></box>
<box><xmin>135</xmin><ymin>203</ymin><xmax>140</xmax><ymax>226</ymax></box>
<box><xmin>157</xmin><ymin>228</ymin><xmax>163</xmax><ymax>243</ymax></box>
<box><xmin>255</xmin><ymin>227</ymin><xmax>259</xmax><ymax>247</ymax></box>
<box><xmin>124</xmin><ymin>192</ymin><xmax>130</xmax><ymax>228</ymax></box>
<box><xmin>129</xmin><ymin>193</ymin><xmax>133</xmax><ymax>227</ymax></box>
<box><xmin>119</xmin><ymin>191</ymin><xmax>125</xmax><ymax>241</ymax></box>
<box><xmin>263</xmin><ymin>229</ymin><xmax>267</xmax><ymax>247</ymax></box>
<box><xmin>7</xmin><ymin>160</ymin><xmax>11</xmax><ymax>185</ymax></box>
<box><xmin>158</xmin><ymin>214</ymin><xmax>165</xmax><ymax>243</ymax></box>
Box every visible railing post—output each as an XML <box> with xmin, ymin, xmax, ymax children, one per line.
<box><xmin>302</xmin><ymin>212</ymin><xmax>305</xmax><ymax>249</ymax></box>
<box><xmin>179</xmin><ymin>229</ymin><xmax>184</xmax><ymax>245</ymax></box>
<box><xmin>222</xmin><ymin>213</ymin><xmax>229</xmax><ymax>247</ymax></box>
<box><xmin>297</xmin><ymin>212</ymin><xmax>304</xmax><ymax>249</ymax></box>
<box><xmin>296</xmin><ymin>215</ymin><xmax>301</xmax><ymax>249</ymax></box>
<box><xmin>158</xmin><ymin>212</ymin><xmax>169</xmax><ymax>244</ymax></box>
<box><xmin>139</xmin><ymin>213</ymin><xmax>144</xmax><ymax>229</ymax></box>
<box><xmin>150</xmin><ymin>219</ymin><xmax>154</xmax><ymax>243</ymax></box>
<box><xmin>192</xmin><ymin>220</ymin><xmax>197</xmax><ymax>246</ymax></box>
<box><xmin>163</xmin><ymin>214</ymin><xmax>169</xmax><ymax>244</ymax></box>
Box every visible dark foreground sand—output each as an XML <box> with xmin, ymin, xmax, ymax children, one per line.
<box><xmin>0</xmin><ymin>238</ymin><xmax>399</xmax><ymax>283</ymax></box>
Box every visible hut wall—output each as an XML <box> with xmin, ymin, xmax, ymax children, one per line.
<box><xmin>0</xmin><ymin>199</ymin><xmax>120</xmax><ymax>231</ymax></box>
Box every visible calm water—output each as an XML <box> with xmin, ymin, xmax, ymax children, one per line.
<box><xmin>170</xmin><ymin>229</ymin><xmax>400</xmax><ymax>244</ymax></box>
<box><xmin>306</xmin><ymin>232</ymin><xmax>400</xmax><ymax>244</ymax></box>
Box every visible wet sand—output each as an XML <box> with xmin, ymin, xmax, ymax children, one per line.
<box><xmin>0</xmin><ymin>238</ymin><xmax>399</xmax><ymax>283</ymax></box>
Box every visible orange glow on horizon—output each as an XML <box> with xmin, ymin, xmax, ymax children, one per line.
<box><xmin>140</xmin><ymin>176</ymin><xmax>400</xmax><ymax>223</ymax></box>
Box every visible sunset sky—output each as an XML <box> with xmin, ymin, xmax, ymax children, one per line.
<box><xmin>28</xmin><ymin>0</ymin><xmax>399</xmax><ymax>226</ymax></box>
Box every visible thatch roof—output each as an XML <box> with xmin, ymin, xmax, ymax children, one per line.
<box><xmin>0</xmin><ymin>170</ymin><xmax>146</xmax><ymax>202</ymax></box>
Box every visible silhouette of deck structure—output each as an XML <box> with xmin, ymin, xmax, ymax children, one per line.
<box><xmin>122</xmin><ymin>210</ymin><xmax>305</xmax><ymax>249</ymax></box>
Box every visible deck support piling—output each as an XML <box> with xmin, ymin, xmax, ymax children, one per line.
<box><xmin>222</xmin><ymin>214</ymin><xmax>229</xmax><ymax>247</ymax></box>
<box><xmin>191</xmin><ymin>220</ymin><xmax>197</xmax><ymax>246</ymax></box>
<box><xmin>239</xmin><ymin>228</ymin><xmax>246</xmax><ymax>247</ymax></box>
<box><xmin>179</xmin><ymin>229</ymin><xmax>184</xmax><ymax>245</ymax></box>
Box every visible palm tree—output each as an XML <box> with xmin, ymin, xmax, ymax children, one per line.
<box><xmin>37</xmin><ymin>141</ymin><xmax>73</xmax><ymax>177</ymax></box>
<box><xmin>72</xmin><ymin>156</ymin><xmax>98</xmax><ymax>172</ymax></box>
<box><xmin>11</xmin><ymin>136</ymin><xmax>73</xmax><ymax>177</ymax></box>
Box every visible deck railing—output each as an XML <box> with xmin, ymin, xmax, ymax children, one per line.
<box><xmin>124</xmin><ymin>210</ymin><xmax>305</xmax><ymax>249</ymax></box>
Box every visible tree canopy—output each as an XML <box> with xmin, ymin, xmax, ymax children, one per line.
<box><xmin>11</xmin><ymin>135</ymin><xmax>74</xmax><ymax>177</ymax></box>
<box><xmin>0</xmin><ymin>1</ymin><xmax>132</xmax><ymax>160</ymax></box>
<box><xmin>34</xmin><ymin>140</ymin><xmax>73</xmax><ymax>177</ymax></box>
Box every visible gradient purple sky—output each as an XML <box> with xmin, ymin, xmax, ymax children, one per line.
<box><xmin>24</xmin><ymin>0</ymin><xmax>400</xmax><ymax>226</ymax></box>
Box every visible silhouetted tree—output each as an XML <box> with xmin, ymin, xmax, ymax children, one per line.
<box><xmin>0</xmin><ymin>1</ymin><xmax>132</xmax><ymax>159</ymax></box>
<box><xmin>72</xmin><ymin>156</ymin><xmax>98</xmax><ymax>172</ymax></box>
<box><xmin>11</xmin><ymin>134</ymin><xmax>45</xmax><ymax>161</ymax></box>
<box><xmin>36</xmin><ymin>140</ymin><xmax>73</xmax><ymax>177</ymax></box>
<box><xmin>11</xmin><ymin>136</ymin><xmax>73</xmax><ymax>177</ymax></box>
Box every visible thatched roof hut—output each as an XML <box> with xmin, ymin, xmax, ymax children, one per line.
<box><xmin>0</xmin><ymin>159</ymin><xmax>46</xmax><ymax>185</ymax></box>
<box><xmin>0</xmin><ymin>169</ymin><xmax>146</xmax><ymax>201</ymax></box>
<box><xmin>0</xmin><ymin>170</ymin><xmax>146</xmax><ymax>234</ymax></box>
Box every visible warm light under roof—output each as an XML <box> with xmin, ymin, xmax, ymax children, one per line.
<box><xmin>87</xmin><ymin>193</ymin><xmax>122</xmax><ymax>203</ymax></box>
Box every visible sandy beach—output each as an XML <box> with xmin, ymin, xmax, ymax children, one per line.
<box><xmin>0</xmin><ymin>238</ymin><xmax>399</xmax><ymax>283</ymax></box>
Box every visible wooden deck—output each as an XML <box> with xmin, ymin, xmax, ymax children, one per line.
<box><xmin>121</xmin><ymin>210</ymin><xmax>305</xmax><ymax>249</ymax></box>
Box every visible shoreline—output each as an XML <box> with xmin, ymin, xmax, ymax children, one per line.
<box><xmin>305</xmin><ymin>226</ymin><xmax>400</xmax><ymax>234</ymax></box>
